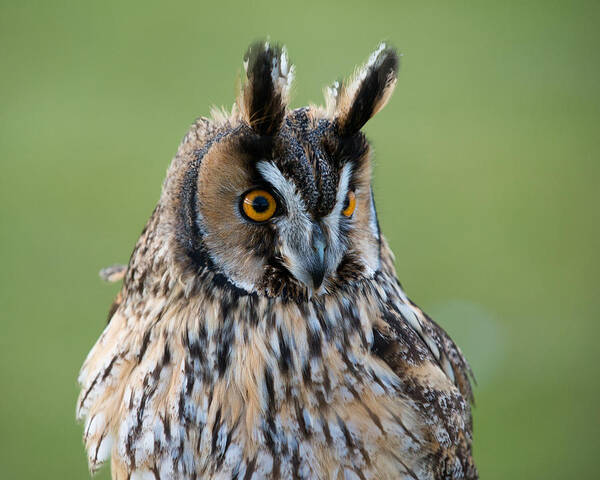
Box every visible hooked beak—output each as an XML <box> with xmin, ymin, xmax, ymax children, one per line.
<box><xmin>308</xmin><ymin>223</ymin><xmax>327</xmax><ymax>289</ymax></box>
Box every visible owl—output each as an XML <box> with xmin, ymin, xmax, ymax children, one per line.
<box><xmin>77</xmin><ymin>42</ymin><xmax>477</xmax><ymax>480</ymax></box>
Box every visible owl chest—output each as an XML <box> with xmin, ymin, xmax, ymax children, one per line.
<box><xmin>151</xmin><ymin>349</ymin><xmax>433</xmax><ymax>480</ymax></box>
<box><xmin>109</xmin><ymin>297</ymin><xmax>455</xmax><ymax>479</ymax></box>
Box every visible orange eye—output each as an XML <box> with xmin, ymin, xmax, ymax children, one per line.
<box><xmin>342</xmin><ymin>190</ymin><xmax>356</xmax><ymax>217</ymax></box>
<box><xmin>241</xmin><ymin>189</ymin><xmax>277</xmax><ymax>223</ymax></box>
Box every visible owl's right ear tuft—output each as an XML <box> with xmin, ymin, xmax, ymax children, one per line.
<box><xmin>238</xmin><ymin>41</ymin><xmax>294</xmax><ymax>136</ymax></box>
<box><xmin>328</xmin><ymin>43</ymin><xmax>399</xmax><ymax>136</ymax></box>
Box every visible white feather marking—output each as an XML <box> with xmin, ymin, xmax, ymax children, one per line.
<box><xmin>398</xmin><ymin>303</ymin><xmax>423</xmax><ymax>334</ymax></box>
<box><xmin>328</xmin><ymin>421</ymin><xmax>349</xmax><ymax>458</ymax></box>
<box><xmin>130</xmin><ymin>470</ymin><xmax>155</xmax><ymax>480</ymax></box>
<box><xmin>256</xmin><ymin>161</ymin><xmax>302</xmax><ymax>211</ymax></box>
<box><xmin>84</xmin><ymin>412</ymin><xmax>105</xmax><ymax>440</ymax></box>
<box><xmin>158</xmin><ymin>458</ymin><xmax>174</xmax><ymax>479</ymax></box>
<box><xmin>94</xmin><ymin>433</ymin><xmax>113</xmax><ymax>465</ymax></box>
<box><xmin>423</xmin><ymin>334</ymin><xmax>441</xmax><ymax>361</ymax></box>
<box><xmin>280</xmin><ymin>47</ymin><xmax>288</xmax><ymax>76</ymax></box>
<box><xmin>223</xmin><ymin>443</ymin><xmax>243</xmax><ymax>470</ymax></box>
<box><xmin>255</xmin><ymin>450</ymin><xmax>274</xmax><ymax>475</ymax></box>
<box><xmin>325</xmin><ymin>80</ymin><xmax>341</xmax><ymax>114</ymax></box>
<box><xmin>398</xmin><ymin>303</ymin><xmax>443</xmax><ymax>361</ymax></box>
<box><xmin>260</xmin><ymin>44</ymin><xmax>294</xmax><ymax>98</ymax></box>
<box><xmin>441</xmin><ymin>354</ymin><xmax>456</xmax><ymax>383</ymax></box>
<box><xmin>368</xmin><ymin>191</ymin><xmax>380</xmax><ymax>241</ymax></box>
<box><xmin>302</xmin><ymin>408</ymin><xmax>313</xmax><ymax>432</ymax></box>
<box><xmin>321</xmin><ymin>163</ymin><xmax>353</xmax><ymax>272</ymax></box>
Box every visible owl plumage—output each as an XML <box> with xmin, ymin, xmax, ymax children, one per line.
<box><xmin>77</xmin><ymin>42</ymin><xmax>477</xmax><ymax>479</ymax></box>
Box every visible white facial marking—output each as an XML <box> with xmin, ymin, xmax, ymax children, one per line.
<box><xmin>321</xmin><ymin>163</ymin><xmax>353</xmax><ymax>275</ymax></box>
<box><xmin>256</xmin><ymin>161</ymin><xmax>305</xmax><ymax>215</ymax></box>
<box><xmin>256</xmin><ymin>160</ymin><xmax>315</xmax><ymax>287</ymax></box>
<box><xmin>368</xmin><ymin>191</ymin><xmax>380</xmax><ymax>240</ymax></box>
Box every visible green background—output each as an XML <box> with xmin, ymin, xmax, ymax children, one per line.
<box><xmin>1</xmin><ymin>1</ymin><xmax>598</xmax><ymax>478</ymax></box>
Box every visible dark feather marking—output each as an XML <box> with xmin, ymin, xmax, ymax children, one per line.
<box><xmin>351</xmin><ymin>469</ymin><xmax>367</xmax><ymax>480</ymax></box>
<box><xmin>389</xmin><ymin>411</ymin><xmax>421</xmax><ymax>445</ymax></box>
<box><xmin>369</xmin><ymin>367</ymin><xmax>389</xmax><ymax>393</ymax></box>
<box><xmin>291</xmin><ymin>446</ymin><xmax>301</xmax><ymax>480</ymax></box>
<box><xmin>161</xmin><ymin>414</ymin><xmax>171</xmax><ymax>443</ymax></box>
<box><xmin>101</xmin><ymin>355</ymin><xmax>118</xmax><ymax>382</ymax></box>
<box><xmin>341</xmin><ymin>300</ymin><xmax>367</xmax><ymax>348</ymax></box>
<box><xmin>93</xmin><ymin>431</ymin><xmax>106</xmax><ymax>464</ymax></box>
<box><xmin>337</xmin><ymin>415</ymin><xmax>355</xmax><ymax>450</ymax></box>
<box><xmin>106</xmin><ymin>295</ymin><xmax>121</xmax><ymax>324</ymax></box>
<box><xmin>264</xmin><ymin>367</ymin><xmax>275</xmax><ymax>411</ymax></box>
<box><xmin>137</xmin><ymin>329</ymin><xmax>152</xmax><ymax>363</ymax></box>
<box><xmin>175</xmin><ymin>436</ymin><xmax>184</xmax><ymax>468</ymax></box>
<box><xmin>301</xmin><ymin>361</ymin><xmax>311</xmax><ymax>384</ymax></box>
<box><xmin>362</xmin><ymin>402</ymin><xmax>386</xmax><ymax>436</ymax></box>
<box><xmin>242</xmin><ymin>293</ymin><xmax>260</xmax><ymax>327</ymax></box>
<box><xmin>79</xmin><ymin>350</ymin><xmax>121</xmax><ymax>411</ymax></box>
<box><xmin>161</xmin><ymin>342</ymin><xmax>171</xmax><ymax>365</ymax></box>
<box><xmin>125</xmin><ymin>365</ymin><xmax>160</xmax><ymax>468</ymax></box>
<box><xmin>294</xmin><ymin>399</ymin><xmax>310</xmax><ymax>437</ymax></box>
<box><xmin>215</xmin><ymin>416</ymin><xmax>240</xmax><ymax>470</ymax></box>
<box><xmin>151</xmin><ymin>465</ymin><xmax>160</xmax><ymax>480</ymax></box>
<box><xmin>320</xmin><ymin>414</ymin><xmax>332</xmax><ymax>445</ymax></box>
<box><xmin>277</xmin><ymin>328</ymin><xmax>293</xmax><ymax>374</ymax></box>
<box><xmin>356</xmin><ymin>438</ymin><xmax>372</xmax><ymax>467</ymax></box>
<box><xmin>185</xmin><ymin>327</ymin><xmax>206</xmax><ymax>364</ymax></box>
<box><xmin>392</xmin><ymin>453</ymin><xmax>420</xmax><ymax>480</ymax></box>
<box><xmin>313</xmin><ymin>299</ymin><xmax>332</xmax><ymax>339</ymax></box>
<box><xmin>262</xmin><ymin>422</ymin><xmax>275</xmax><ymax>453</ymax></box>
<box><xmin>336</xmin><ymin>252</ymin><xmax>366</xmax><ymax>286</ymax></box>
<box><xmin>322</xmin><ymin>365</ymin><xmax>332</xmax><ymax>396</ymax></box>
<box><xmin>79</xmin><ymin>373</ymin><xmax>100</xmax><ymax>410</ymax></box>
<box><xmin>307</xmin><ymin>327</ymin><xmax>322</xmax><ymax>358</ymax></box>
<box><xmin>347</xmin><ymin>383</ymin><xmax>386</xmax><ymax>435</ymax></box>
<box><xmin>216</xmin><ymin>319</ymin><xmax>234</xmax><ymax>377</ymax></box>
<box><xmin>184</xmin><ymin>360</ymin><xmax>195</xmax><ymax>396</ymax></box>
<box><xmin>231</xmin><ymin>467</ymin><xmax>240</xmax><ymax>480</ymax></box>
<box><xmin>272</xmin><ymin>455</ymin><xmax>281</xmax><ymax>479</ymax></box>
<box><xmin>137</xmin><ymin>304</ymin><xmax>169</xmax><ymax>363</ymax></box>
<box><xmin>243</xmin><ymin>456</ymin><xmax>257</xmax><ymax>480</ymax></box>
<box><xmin>210</xmin><ymin>407</ymin><xmax>222</xmax><ymax>456</ymax></box>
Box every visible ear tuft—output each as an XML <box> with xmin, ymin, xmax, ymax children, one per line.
<box><xmin>331</xmin><ymin>43</ymin><xmax>399</xmax><ymax>135</ymax></box>
<box><xmin>238</xmin><ymin>41</ymin><xmax>294</xmax><ymax>135</ymax></box>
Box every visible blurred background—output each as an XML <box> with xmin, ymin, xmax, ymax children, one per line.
<box><xmin>1</xmin><ymin>1</ymin><xmax>599</xmax><ymax>478</ymax></box>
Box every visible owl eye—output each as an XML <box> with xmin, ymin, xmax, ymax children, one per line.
<box><xmin>342</xmin><ymin>190</ymin><xmax>356</xmax><ymax>217</ymax></box>
<box><xmin>240</xmin><ymin>189</ymin><xmax>278</xmax><ymax>223</ymax></box>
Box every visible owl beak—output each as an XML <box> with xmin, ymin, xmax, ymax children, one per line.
<box><xmin>308</xmin><ymin>223</ymin><xmax>327</xmax><ymax>289</ymax></box>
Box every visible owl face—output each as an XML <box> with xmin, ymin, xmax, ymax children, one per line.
<box><xmin>170</xmin><ymin>43</ymin><xmax>398</xmax><ymax>297</ymax></box>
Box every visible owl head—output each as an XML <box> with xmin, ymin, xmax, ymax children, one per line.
<box><xmin>162</xmin><ymin>42</ymin><xmax>398</xmax><ymax>298</ymax></box>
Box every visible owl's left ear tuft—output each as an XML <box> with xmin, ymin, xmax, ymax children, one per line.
<box><xmin>238</xmin><ymin>41</ymin><xmax>294</xmax><ymax>136</ymax></box>
<box><xmin>328</xmin><ymin>43</ymin><xmax>399</xmax><ymax>135</ymax></box>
